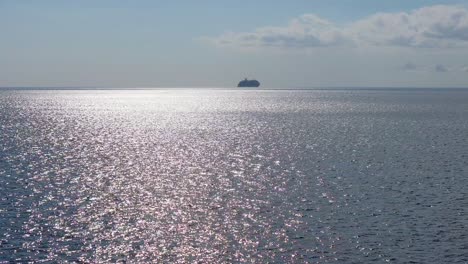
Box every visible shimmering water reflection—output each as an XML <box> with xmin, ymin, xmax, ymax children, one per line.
<box><xmin>1</xmin><ymin>89</ymin><xmax>468</xmax><ymax>263</ymax></box>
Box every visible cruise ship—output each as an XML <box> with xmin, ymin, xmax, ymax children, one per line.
<box><xmin>238</xmin><ymin>78</ymin><xmax>260</xmax><ymax>87</ymax></box>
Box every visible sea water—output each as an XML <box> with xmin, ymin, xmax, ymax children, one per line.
<box><xmin>1</xmin><ymin>88</ymin><xmax>467</xmax><ymax>263</ymax></box>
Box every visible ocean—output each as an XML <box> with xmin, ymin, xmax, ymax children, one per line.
<box><xmin>1</xmin><ymin>88</ymin><xmax>467</xmax><ymax>263</ymax></box>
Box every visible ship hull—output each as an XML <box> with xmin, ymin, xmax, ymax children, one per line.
<box><xmin>238</xmin><ymin>80</ymin><xmax>260</xmax><ymax>87</ymax></box>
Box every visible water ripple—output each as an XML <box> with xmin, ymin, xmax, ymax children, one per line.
<box><xmin>1</xmin><ymin>89</ymin><xmax>467</xmax><ymax>263</ymax></box>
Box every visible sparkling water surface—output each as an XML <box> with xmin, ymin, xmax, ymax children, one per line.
<box><xmin>1</xmin><ymin>89</ymin><xmax>468</xmax><ymax>263</ymax></box>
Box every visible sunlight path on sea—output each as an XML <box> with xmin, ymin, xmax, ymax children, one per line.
<box><xmin>1</xmin><ymin>89</ymin><xmax>467</xmax><ymax>263</ymax></box>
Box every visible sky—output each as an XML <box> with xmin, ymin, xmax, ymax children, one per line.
<box><xmin>1</xmin><ymin>0</ymin><xmax>468</xmax><ymax>88</ymax></box>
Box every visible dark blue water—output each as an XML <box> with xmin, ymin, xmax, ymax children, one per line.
<box><xmin>1</xmin><ymin>89</ymin><xmax>467</xmax><ymax>263</ymax></box>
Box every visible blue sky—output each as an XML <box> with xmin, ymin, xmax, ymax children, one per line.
<box><xmin>1</xmin><ymin>0</ymin><xmax>468</xmax><ymax>87</ymax></box>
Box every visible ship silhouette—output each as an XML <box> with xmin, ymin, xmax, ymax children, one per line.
<box><xmin>238</xmin><ymin>78</ymin><xmax>260</xmax><ymax>87</ymax></box>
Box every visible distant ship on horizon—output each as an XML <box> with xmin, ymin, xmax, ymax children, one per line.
<box><xmin>238</xmin><ymin>78</ymin><xmax>260</xmax><ymax>88</ymax></box>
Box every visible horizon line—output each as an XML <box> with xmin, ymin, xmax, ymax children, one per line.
<box><xmin>1</xmin><ymin>86</ymin><xmax>468</xmax><ymax>90</ymax></box>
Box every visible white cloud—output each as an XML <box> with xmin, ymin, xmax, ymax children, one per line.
<box><xmin>352</xmin><ymin>5</ymin><xmax>468</xmax><ymax>48</ymax></box>
<box><xmin>213</xmin><ymin>14</ymin><xmax>348</xmax><ymax>49</ymax></box>
<box><xmin>209</xmin><ymin>5</ymin><xmax>468</xmax><ymax>50</ymax></box>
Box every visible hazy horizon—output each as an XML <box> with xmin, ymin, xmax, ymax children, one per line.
<box><xmin>2</xmin><ymin>86</ymin><xmax>468</xmax><ymax>90</ymax></box>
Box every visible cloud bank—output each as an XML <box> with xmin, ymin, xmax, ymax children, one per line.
<box><xmin>210</xmin><ymin>5</ymin><xmax>468</xmax><ymax>49</ymax></box>
<box><xmin>400</xmin><ymin>62</ymin><xmax>468</xmax><ymax>73</ymax></box>
<box><xmin>435</xmin><ymin>64</ymin><xmax>449</xmax><ymax>72</ymax></box>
